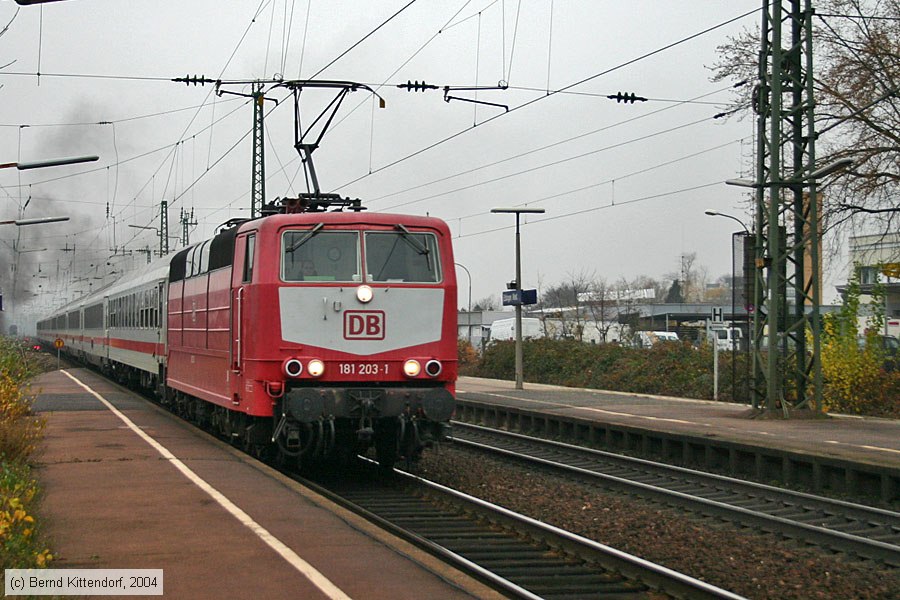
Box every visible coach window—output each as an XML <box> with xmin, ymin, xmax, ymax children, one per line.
<box><xmin>192</xmin><ymin>242</ymin><xmax>204</xmax><ymax>276</ymax></box>
<box><xmin>242</xmin><ymin>234</ymin><xmax>256</xmax><ymax>283</ymax></box>
<box><xmin>199</xmin><ymin>240</ymin><xmax>211</xmax><ymax>274</ymax></box>
<box><xmin>150</xmin><ymin>288</ymin><xmax>158</xmax><ymax>328</ymax></box>
<box><xmin>186</xmin><ymin>247</ymin><xmax>196</xmax><ymax>278</ymax></box>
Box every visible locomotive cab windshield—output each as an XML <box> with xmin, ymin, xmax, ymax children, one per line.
<box><xmin>366</xmin><ymin>229</ymin><xmax>441</xmax><ymax>283</ymax></box>
<box><xmin>282</xmin><ymin>229</ymin><xmax>359</xmax><ymax>282</ymax></box>
<box><xmin>280</xmin><ymin>226</ymin><xmax>442</xmax><ymax>284</ymax></box>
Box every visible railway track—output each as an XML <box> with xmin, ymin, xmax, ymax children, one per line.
<box><xmin>301</xmin><ymin>462</ymin><xmax>743</xmax><ymax>600</ymax></box>
<box><xmin>450</xmin><ymin>422</ymin><xmax>900</xmax><ymax>567</ymax></box>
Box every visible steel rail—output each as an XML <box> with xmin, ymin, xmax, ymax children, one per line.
<box><xmin>299</xmin><ymin>460</ymin><xmax>744</xmax><ymax>600</ymax></box>
<box><xmin>451</xmin><ymin>422</ymin><xmax>900</xmax><ymax>567</ymax></box>
<box><xmin>394</xmin><ymin>466</ymin><xmax>745</xmax><ymax>600</ymax></box>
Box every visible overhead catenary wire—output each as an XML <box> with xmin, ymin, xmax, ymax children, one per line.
<box><xmin>453</xmin><ymin>137</ymin><xmax>746</xmax><ymax>223</ymax></box>
<box><xmin>545</xmin><ymin>0</ymin><xmax>553</xmax><ymax>94</ymax></box>
<box><xmin>2</xmin><ymin>99</ymin><xmax>250</xmax><ymax>191</ymax></box>
<box><xmin>325</xmin><ymin>1</ymin><xmax>476</xmax><ymax>135</ymax></box>
<box><xmin>505</xmin><ymin>0</ymin><xmax>523</xmax><ymax>85</ymax></box>
<box><xmin>307</xmin><ymin>0</ymin><xmax>421</xmax><ymax>80</ymax></box>
<box><xmin>378</xmin><ymin>114</ymin><xmax>722</xmax><ymax>213</ymax></box>
<box><xmin>455</xmin><ymin>181</ymin><xmax>724</xmax><ymax>240</ymax></box>
<box><xmin>365</xmin><ymin>86</ymin><xmax>733</xmax><ymax>204</ymax></box>
<box><xmin>330</xmin><ymin>6</ymin><xmax>760</xmax><ymax>193</ymax></box>
<box><xmin>233</xmin><ymin>0</ymin><xmax>480</xmax><ymax>202</ymax></box>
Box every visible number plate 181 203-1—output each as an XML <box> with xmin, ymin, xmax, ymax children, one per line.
<box><xmin>338</xmin><ymin>363</ymin><xmax>390</xmax><ymax>376</ymax></box>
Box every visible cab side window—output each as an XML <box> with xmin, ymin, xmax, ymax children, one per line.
<box><xmin>242</xmin><ymin>234</ymin><xmax>256</xmax><ymax>283</ymax></box>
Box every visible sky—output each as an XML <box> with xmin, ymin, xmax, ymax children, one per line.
<box><xmin>2</xmin><ymin>0</ymin><xmax>849</xmax><ymax>328</ymax></box>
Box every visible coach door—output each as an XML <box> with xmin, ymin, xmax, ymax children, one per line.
<box><xmin>231</xmin><ymin>232</ymin><xmax>256</xmax><ymax>373</ymax></box>
<box><xmin>102</xmin><ymin>296</ymin><xmax>110</xmax><ymax>362</ymax></box>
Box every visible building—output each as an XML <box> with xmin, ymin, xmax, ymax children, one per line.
<box><xmin>838</xmin><ymin>233</ymin><xmax>900</xmax><ymax>337</ymax></box>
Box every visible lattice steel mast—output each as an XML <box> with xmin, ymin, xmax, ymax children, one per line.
<box><xmin>251</xmin><ymin>82</ymin><xmax>266</xmax><ymax>219</ymax></box>
<box><xmin>751</xmin><ymin>0</ymin><xmax>823</xmax><ymax>414</ymax></box>
<box><xmin>160</xmin><ymin>200</ymin><xmax>169</xmax><ymax>255</ymax></box>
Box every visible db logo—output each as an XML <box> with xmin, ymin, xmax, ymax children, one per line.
<box><xmin>344</xmin><ymin>311</ymin><xmax>385</xmax><ymax>340</ymax></box>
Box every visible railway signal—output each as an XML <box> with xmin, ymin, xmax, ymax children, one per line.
<box><xmin>55</xmin><ymin>338</ymin><xmax>64</xmax><ymax>369</ymax></box>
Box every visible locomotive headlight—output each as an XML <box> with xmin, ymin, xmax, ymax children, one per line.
<box><xmin>356</xmin><ymin>285</ymin><xmax>373</xmax><ymax>303</ymax></box>
<box><xmin>307</xmin><ymin>359</ymin><xmax>325</xmax><ymax>377</ymax></box>
<box><xmin>403</xmin><ymin>359</ymin><xmax>421</xmax><ymax>377</ymax></box>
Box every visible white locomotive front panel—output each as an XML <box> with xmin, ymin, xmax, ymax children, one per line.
<box><xmin>278</xmin><ymin>287</ymin><xmax>444</xmax><ymax>355</ymax></box>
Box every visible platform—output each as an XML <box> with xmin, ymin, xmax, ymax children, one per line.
<box><xmin>30</xmin><ymin>368</ymin><xmax>501</xmax><ymax>600</ymax></box>
<box><xmin>455</xmin><ymin>376</ymin><xmax>900</xmax><ymax>503</ymax></box>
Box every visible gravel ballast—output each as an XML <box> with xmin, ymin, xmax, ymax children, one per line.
<box><xmin>418</xmin><ymin>446</ymin><xmax>900</xmax><ymax>600</ymax></box>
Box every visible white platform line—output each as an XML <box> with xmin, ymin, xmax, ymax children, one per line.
<box><xmin>825</xmin><ymin>440</ymin><xmax>900</xmax><ymax>455</ymax></box>
<box><xmin>475</xmin><ymin>391</ymin><xmax>701</xmax><ymax>426</ymax></box>
<box><xmin>62</xmin><ymin>370</ymin><xmax>353</xmax><ymax>600</ymax></box>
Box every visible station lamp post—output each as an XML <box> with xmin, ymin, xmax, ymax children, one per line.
<box><xmin>704</xmin><ymin>209</ymin><xmax>750</xmax><ymax>234</ymax></box>
<box><xmin>704</xmin><ymin>209</ymin><xmax>752</xmax><ymax>404</ymax></box>
<box><xmin>491</xmin><ymin>207</ymin><xmax>545</xmax><ymax>390</ymax></box>
<box><xmin>455</xmin><ymin>262</ymin><xmax>473</xmax><ymax>345</ymax></box>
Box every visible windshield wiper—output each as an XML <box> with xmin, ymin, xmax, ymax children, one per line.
<box><xmin>395</xmin><ymin>224</ymin><xmax>429</xmax><ymax>256</ymax></box>
<box><xmin>286</xmin><ymin>223</ymin><xmax>324</xmax><ymax>253</ymax></box>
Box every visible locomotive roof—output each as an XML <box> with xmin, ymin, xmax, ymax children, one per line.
<box><xmin>239</xmin><ymin>211</ymin><xmax>451</xmax><ymax>234</ymax></box>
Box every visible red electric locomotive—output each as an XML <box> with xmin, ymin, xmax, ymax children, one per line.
<box><xmin>39</xmin><ymin>206</ymin><xmax>457</xmax><ymax>469</ymax></box>
<box><xmin>166</xmin><ymin>209</ymin><xmax>457</xmax><ymax>467</ymax></box>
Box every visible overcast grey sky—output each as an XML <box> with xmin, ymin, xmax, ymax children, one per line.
<box><xmin>4</xmin><ymin>0</ymin><xmax>835</xmax><ymax>320</ymax></box>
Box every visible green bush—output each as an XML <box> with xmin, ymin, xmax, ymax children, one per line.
<box><xmin>0</xmin><ymin>337</ymin><xmax>52</xmax><ymax>570</ymax></box>
<box><xmin>474</xmin><ymin>338</ymin><xmax>752</xmax><ymax>402</ymax></box>
<box><xmin>469</xmin><ymin>335</ymin><xmax>897</xmax><ymax>416</ymax></box>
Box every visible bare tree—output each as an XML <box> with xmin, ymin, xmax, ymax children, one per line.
<box><xmin>664</xmin><ymin>252</ymin><xmax>707</xmax><ymax>302</ymax></box>
<box><xmin>584</xmin><ymin>277</ymin><xmax>617</xmax><ymax>342</ymax></box>
<box><xmin>705</xmin><ymin>274</ymin><xmax>733</xmax><ymax>305</ymax></box>
<box><xmin>614</xmin><ymin>276</ymin><xmax>662</xmax><ymax>344</ymax></box>
<box><xmin>540</xmin><ymin>271</ymin><xmax>594</xmax><ymax>340</ymax></box>
<box><xmin>473</xmin><ymin>295</ymin><xmax>498</xmax><ymax>311</ymax></box>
